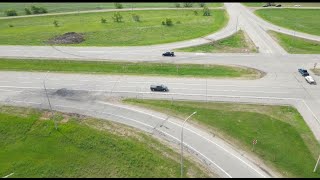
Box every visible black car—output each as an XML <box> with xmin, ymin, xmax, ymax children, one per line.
<box><xmin>276</xmin><ymin>4</ymin><xmax>282</xmax><ymax>7</ymax></box>
<box><xmin>162</xmin><ymin>52</ymin><xmax>175</xmax><ymax>57</ymax></box>
<box><xmin>298</xmin><ymin>68</ymin><xmax>309</xmax><ymax>76</ymax></box>
<box><xmin>150</xmin><ymin>84</ymin><xmax>169</xmax><ymax>92</ymax></box>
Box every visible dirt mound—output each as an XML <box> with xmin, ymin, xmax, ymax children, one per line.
<box><xmin>48</xmin><ymin>32</ymin><xmax>85</xmax><ymax>44</ymax></box>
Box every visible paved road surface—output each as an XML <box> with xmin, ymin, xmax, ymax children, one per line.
<box><xmin>0</xmin><ymin>2</ymin><xmax>320</xmax><ymax>178</ymax></box>
<box><xmin>0</xmin><ymin>71</ymin><xmax>320</xmax><ymax>177</ymax></box>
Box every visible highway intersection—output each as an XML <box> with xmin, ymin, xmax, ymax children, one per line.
<box><xmin>0</xmin><ymin>3</ymin><xmax>319</xmax><ymax>178</ymax></box>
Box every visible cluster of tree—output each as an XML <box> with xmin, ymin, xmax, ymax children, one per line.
<box><xmin>100</xmin><ymin>12</ymin><xmax>142</xmax><ymax>23</ymax></box>
<box><xmin>175</xmin><ymin>3</ymin><xmax>206</xmax><ymax>8</ymax></box>
<box><xmin>25</xmin><ymin>6</ymin><xmax>48</xmax><ymax>15</ymax></box>
<box><xmin>5</xmin><ymin>5</ymin><xmax>48</xmax><ymax>16</ymax></box>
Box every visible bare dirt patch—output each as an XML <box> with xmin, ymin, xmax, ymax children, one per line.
<box><xmin>47</xmin><ymin>32</ymin><xmax>85</xmax><ymax>44</ymax></box>
<box><xmin>40</xmin><ymin>111</ymin><xmax>52</xmax><ymax>121</ymax></box>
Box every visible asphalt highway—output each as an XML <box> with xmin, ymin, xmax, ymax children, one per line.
<box><xmin>0</xmin><ymin>2</ymin><xmax>320</xmax><ymax>178</ymax></box>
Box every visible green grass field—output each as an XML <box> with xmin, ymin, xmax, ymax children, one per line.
<box><xmin>255</xmin><ymin>9</ymin><xmax>320</xmax><ymax>36</ymax></box>
<box><xmin>243</xmin><ymin>3</ymin><xmax>320</xmax><ymax>7</ymax></box>
<box><xmin>0</xmin><ymin>105</ymin><xmax>210</xmax><ymax>178</ymax></box>
<box><xmin>123</xmin><ymin>99</ymin><xmax>320</xmax><ymax>178</ymax></box>
<box><xmin>176</xmin><ymin>30</ymin><xmax>258</xmax><ymax>53</ymax></box>
<box><xmin>268</xmin><ymin>30</ymin><xmax>320</xmax><ymax>54</ymax></box>
<box><xmin>0</xmin><ymin>9</ymin><xmax>227</xmax><ymax>46</ymax></box>
<box><xmin>0</xmin><ymin>58</ymin><xmax>262</xmax><ymax>79</ymax></box>
<box><xmin>0</xmin><ymin>3</ymin><xmax>223</xmax><ymax>17</ymax></box>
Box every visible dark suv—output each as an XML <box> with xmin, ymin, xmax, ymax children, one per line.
<box><xmin>150</xmin><ymin>84</ymin><xmax>169</xmax><ymax>92</ymax></box>
<box><xmin>298</xmin><ymin>69</ymin><xmax>309</xmax><ymax>76</ymax></box>
<box><xmin>162</xmin><ymin>52</ymin><xmax>175</xmax><ymax>57</ymax></box>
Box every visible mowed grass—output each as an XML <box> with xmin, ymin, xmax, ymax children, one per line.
<box><xmin>0</xmin><ymin>58</ymin><xmax>262</xmax><ymax>79</ymax></box>
<box><xmin>123</xmin><ymin>99</ymin><xmax>320</xmax><ymax>178</ymax></box>
<box><xmin>243</xmin><ymin>3</ymin><xmax>320</xmax><ymax>7</ymax></box>
<box><xmin>268</xmin><ymin>30</ymin><xmax>320</xmax><ymax>54</ymax></box>
<box><xmin>0</xmin><ymin>105</ymin><xmax>210</xmax><ymax>178</ymax></box>
<box><xmin>0</xmin><ymin>9</ymin><xmax>228</xmax><ymax>46</ymax></box>
<box><xmin>255</xmin><ymin>9</ymin><xmax>320</xmax><ymax>36</ymax></box>
<box><xmin>0</xmin><ymin>3</ymin><xmax>223</xmax><ymax>17</ymax></box>
<box><xmin>176</xmin><ymin>30</ymin><xmax>258</xmax><ymax>53</ymax></box>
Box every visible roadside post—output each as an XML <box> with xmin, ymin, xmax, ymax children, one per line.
<box><xmin>181</xmin><ymin>111</ymin><xmax>197</xmax><ymax>178</ymax></box>
<box><xmin>314</xmin><ymin>155</ymin><xmax>320</xmax><ymax>173</ymax></box>
<box><xmin>43</xmin><ymin>71</ymin><xmax>58</xmax><ymax>130</ymax></box>
<box><xmin>252</xmin><ymin>139</ymin><xmax>257</xmax><ymax>151</ymax></box>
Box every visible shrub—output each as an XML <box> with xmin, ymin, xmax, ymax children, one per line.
<box><xmin>8</xmin><ymin>24</ymin><xmax>14</xmax><ymax>27</ymax></box>
<box><xmin>31</xmin><ymin>6</ymin><xmax>47</xmax><ymax>14</ymax></box>
<box><xmin>24</xmin><ymin>8</ymin><xmax>32</xmax><ymax>15</ymax></box>
<box><xmin>114</xmin><ymin>3</ymin><xmax>123</xmax><ymax>9</ymax></box>
<box><xmin>165</xmin><ymin>18</ymin><xmax>173</xmax><ymax>26</ymax></box>
<box><xmin>199</xmin><ymin>3</ymin><xmax>206</xmax><ymax>7</ymax></box>
<box><xmin>183</xmin><ymin>3</ymin><xmax>193</xmax><ymax>7</ymax></box>
<box><xmin>53</xmin><ymin>20</ymin><xmax>59</xmax><ymax>27</ymax></box>
<box><xmin>176</xmin><ymin>21</ymin><xmax>181</xmax><ymax>24</ymax></box>
<box><xmin>203</xmin><ymin>7</ymin><xmax>211</xmax><ymax>16</ymax></box>
<box><xmin>194</xmin><ymin>10</ymin><xmax>198</xmax><ymax>15</ymax></box>
<box><xmin>132</xmin><ymin>14</ymin><xmax>140</xmax><ymax>22</ymax></box>
<box><xmin>101</xmin><ymin>17</ymin><xmax>107</xmax><ymax>23</ymax></box>
<box><xmin>161</xmin><ymin>21</ymin><xmax>165</xmax><ymax>25</ymax></box>
<box><xmin>112</xmin><ymin>12</ymin><xmax>123</xmax><ymax>22</ymax></box>
<box><xmin>175</xmin><ymin>3</ymin><xmax>181</xmax><ymax>8</ymax></box>
<box><xmin>39</xmin><ymin>7</ymin><xmax>48</xmax><ymax>13</ymax></box>
<box><xmin>5</xmin><ymin>9</ymin><xmax>17</xmax><ymax>16</ymax></box>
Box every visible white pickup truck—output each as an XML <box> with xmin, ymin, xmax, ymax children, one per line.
<box><xmin>305</xmin><ymin>76</ymin><xmax>316</xmax><ymax>84</ymax></box>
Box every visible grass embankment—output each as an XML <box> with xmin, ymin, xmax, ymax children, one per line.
<box><xmin>123</xmin><ymin>99</ymin><xmax>320</xmax><ymax>178</ymax></box>
<box><xmin>0</xmin><ymin>3</ymin><xmax>223</xmax><ymax>17</ymax></box>
<box><xmin>0</xmin><ymin>59</ymin><xmax>263</xmax><ymax>79</ymax></box>
<box><xmin>0</xmin><ymin>105</ymin><xmax>211</xmax><ymax>178</ymax></box>
<box><xmin>0</xmin><ymin>9</ymin><xmax>227</xmax><ymax>46</ymax></box>
<box><xmin>176</xmin><ymin>30</ymin><xmax>258</xmax><ymax>53</ymax></box>
<box><xmin>255</xmin><ymin>9</ymin><xmax>320</xmax><ymax>36</ymax></box>
<box><xmin>268</xmin><ymin>30</ymin><xmax>320</xmax><ymax>54</ymax></box>
<box><xmin>243</xmin><ymin>3</ymin><xmax>320</xmax><ymax>7</ymax></box>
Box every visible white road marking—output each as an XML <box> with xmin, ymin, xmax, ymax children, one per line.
<box><xmin>0</xmin><ymin>89</ymin><xmax>22</xmax><ymax>93</ymax></box>
<box><xmin>2</xmin><ymin>173</ymin><xmax>14</xmax><ymax>178</ymax></box>
<box><xmin>10</xmin><ymin>100</ymin><xmax>42</xmax><ymax>105</ymax></box>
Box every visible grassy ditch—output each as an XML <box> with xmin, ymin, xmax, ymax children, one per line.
<box><xmin>0</xmin><ymin>58</ymin><xmax>263</xmax><ymax>79</ymax></box>
<box><xmin>0</xmin><ymin>9</ymin><xmax>227</xmax><ymax>46</ymax></box>
<box><xmin>176</xmin><ymin>30</ymin><xmax>258</xmax><ymax>53</ymax></box>
<box><xmin>123</xmin><ymin>99</ymin><xmax>320</xmax><ymax>178</ymax></box>
<box><xmin>268</xmin><ymin>30</ymin><xmax>320</xmax><ymax>54</ymax></box>
<box><xmin>0</xmin><ymin>105</ymin><xmax>212</xmax><ymax>178</ymax></box>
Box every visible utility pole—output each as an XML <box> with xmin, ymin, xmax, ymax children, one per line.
<box><xmin>206</xmin><ymin>78</ymin><xmax>208</xmax><ymax>103</ymax></box>
<box><xmin>181</xmin><ymin>111</ymin><xmax>197</xmax><ymax>178</ymax></box>
<box><xmin>236</xmin><ymin>13</ymin><xmax>239</xmax><ymax>32</ymax></box>
<box><xmin>314</xmin><ymin>155</ymin><xmax>320</xmax><ymax>173</ymax></box>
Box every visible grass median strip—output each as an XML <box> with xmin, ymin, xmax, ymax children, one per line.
<box><xmin>0</xmin><ymin>105</ymin><xmax>212</xmax><ymax>178</ymax></box>
<box><xmin>268</xmin><ymin>30</ymin><xmax>320</xmax><ymax>54</ymax></box>
<box><xmin>176</xmin><ymin>30</ymin><xmax>258</xmax><ymax>53</ymax></box>
<box><xmin>0</xmin><ymin>58</ymin><xmax>263</xmax><ymax>79</ymax></box>
<box><xmin>0</xmin><ymin>9</ymin><xmax>227</xmax><ymax>46</ymax></box>
<box><xmin>255</xmin><ymin>9</ymin><xmax>320</xmax><ymax>36</ymax></box>
<box><xmin>123</xmin><ymin>99</ymin><xmax>320</xmax><ymax>178</ymax></box>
